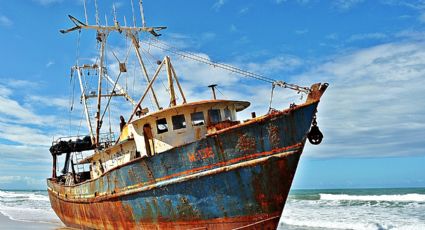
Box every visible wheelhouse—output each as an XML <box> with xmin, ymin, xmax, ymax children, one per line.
<box><xmin>83</xmin><ymin>99</ymin><xmax>249</xmax><ymax>179</ymax></box>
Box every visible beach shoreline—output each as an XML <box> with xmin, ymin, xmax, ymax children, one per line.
<box><xmin>0</xmin><ymin>212</ymin><xmax>63</xmax><ymax>230</ymax></box>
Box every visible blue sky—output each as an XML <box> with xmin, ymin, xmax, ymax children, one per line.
<box><xmin>0</xmin><ymin>0</ymin><xmax>424</xmax><ymax>190</ymax></box>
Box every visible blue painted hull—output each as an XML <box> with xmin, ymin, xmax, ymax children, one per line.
<box><xmin>47</xmin><ymin>101</ymin><xmax>318</xmax><ymax>229</ymax></box>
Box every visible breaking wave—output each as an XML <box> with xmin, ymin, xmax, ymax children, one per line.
<box><xmin>319</xmin><ymin>193</ymin><xmax>425</xmax><ymax>202</ymax></box>
<box><xmin>280</xmin><ymin>188</ymin><xmax>425</xmax><ymax>230</ymax></box>
<box><xmin>0</xmin><ymin>190</ymin><xmax>60</xmax><ymax>224</ymax></box>
<box><xmin>0</xmin><ymin>190</ymin><xmax>49</xmax><ymax>201</ymax></box>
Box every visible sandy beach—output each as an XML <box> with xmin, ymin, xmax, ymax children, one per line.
<box><xmin>0</xmin><ymin>212</ymin><xmax>63</xmax><ymax>230</ymax></box>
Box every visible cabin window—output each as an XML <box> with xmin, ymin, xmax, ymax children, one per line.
<box><xmin>208</xmin><ymin>109</ymin><xmax>222</xmax><ymax>124</ymax></box>
<box><xmin>191</xmin><ymin>112</ymin><xmax>205</xmax><ymax>126</ymax></box>
<box><xmin>224</xmin><ymin>108</ymin><xmax>233</xmax><ymax>121</ymax></box>
<box><xmin>156</xmin><ymin>118</ymin><xmax>168</xmax><ymax>134</ymax></box>
<box><xmin>172</xmin><ymin>114</ymin><xmax>186</xmax><ymax>130</ymax></box>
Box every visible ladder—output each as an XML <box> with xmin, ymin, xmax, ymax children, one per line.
<box><xmin>73</xmin><ymin>151</ymin><xmax>85</xmax><ymax>173</ymax></box>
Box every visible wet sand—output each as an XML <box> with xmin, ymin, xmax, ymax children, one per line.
<box><xmin>0</xmin><ymin>212</ymin><xmax>64</xmax><ymax>230</ymax></box>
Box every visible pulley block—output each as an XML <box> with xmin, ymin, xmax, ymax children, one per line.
<box><xmin>308</xmin><ymin>125</ymin><xmax>323</xmax><ymax>145</ymax></box>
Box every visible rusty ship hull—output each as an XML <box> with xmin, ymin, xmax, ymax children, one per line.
<box><xmin>47</xmin><ymin>101</ymin><xmax>319</xmax><ymax>229</ymax></box>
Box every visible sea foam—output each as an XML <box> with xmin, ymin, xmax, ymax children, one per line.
<box><xmin>319</xmin><ymin>193</ymin><xmax>425</xmax><ymax>202</ymax></box>
<box><xmin>0</xmin><ymin>190</ymin><xmax>60</xmax><ymax>224</ymax></box>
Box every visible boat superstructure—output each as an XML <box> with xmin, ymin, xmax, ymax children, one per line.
<box><xmin>47</xmin><ymin>2</ymin><xmax>328</xmax><ymax>229</ymax></box>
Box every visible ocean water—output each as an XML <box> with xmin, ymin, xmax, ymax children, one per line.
<box><xmin>279</xmin><ymin>188</ymin><xmax>425</xmax><ymax>230</ymax></box>
<box><xmin>0</xmin><ymin>188</ymin><xmax>424</xmax><ymax>229</ymax></box>
<box><xmin>0</xmin><ymin>190</ymin><xmax>61</xmax><ymax>224</ymax></box>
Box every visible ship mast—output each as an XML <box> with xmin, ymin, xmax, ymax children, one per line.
<box><xmin>95</xmin><ymin>32</ymin><xmax>106</xmax><ymax>147</ymax></box>
<box><xmin>61</xmin><ymin>1</ymin><xmax>168</xmax><ymax>147</ymax></box>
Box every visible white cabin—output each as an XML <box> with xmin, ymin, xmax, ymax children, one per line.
<box><xmin>84</xmin><ymin>100</ymin><xmax>249</xmax><ymax>179</ymax></box>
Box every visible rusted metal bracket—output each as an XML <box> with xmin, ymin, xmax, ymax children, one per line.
<box><xmin>60</xmin><ymin>15</ymin><xmax>166</xmax><ymax>36</ymax></box>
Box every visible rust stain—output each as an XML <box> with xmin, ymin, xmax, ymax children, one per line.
<box><xmin>267</xmin><ymin>124</ymin><xmax>280</xmax><ymax>149</ymax></box>
<box><xmin>48</xmin><ymin>143</ymin><xmax>303</xmax><ymax>203</ymax></box>
<box><xmin>187</xmin><ymin>147</ymin><xmax>214</xmax><ymax>162</ymax></box>
<box><xmin>235</xmin><ymin>134</ymin><xmax>256</xmax><ymax>153</ymax></box>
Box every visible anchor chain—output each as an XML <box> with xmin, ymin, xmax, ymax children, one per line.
<box><xmin>308</xmin><ymin>114</ymin><xmax>323</xmax><ymax>145</ymax></box>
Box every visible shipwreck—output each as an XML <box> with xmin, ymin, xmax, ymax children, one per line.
<box><xmin>47</xmin><ymin>1</ymin><xmax>328</xmax><ymax>229</ymax></box>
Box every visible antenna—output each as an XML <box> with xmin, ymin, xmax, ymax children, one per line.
<box><xmin>83</xmin><ymin>0</ymin><xmax>88</xmax><ymax>25</ymax></box>
<box><xmin>94</xmin><ymin>0</ymin><xmax>100</xmax><ymax>25</ymax></box>
<box><xmin>113</xmin><ymin>3</ymin><xmax>121</xmax><ymax>32</ymax></box>
<box><xmin>113</xmin><ymin>4</ymin><xmax>117</xmax><ymax>22</ymax></box>
<box><xmin>208</xmin><ymin>84</ymin><xmax>218</xmax><ymax>100</ymax></box>
<box><xmin>139</xmin><ymin>0</ymin><xmax>146</xmax><ymax>28</ymax></box>
<box><xmin>130</xmin><ymin>0</ymin><xmax>137</xmax><ymax>27</ymax></box>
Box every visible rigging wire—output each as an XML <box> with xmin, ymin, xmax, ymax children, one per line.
<box><xmin>139</xmin><ymin>52</ymin><xmax>157</xmax><ymax>111</ymax></box>
<box><xmin>105</xmin><ymin>76</ymin><xmax>112</xmax><ymax>138</ymax></box>
<box><xmin>215</xmin><ymin>86</ymin><xmax>227</xmax><ymax>100</ymax></box>
<box><xmin>77</xmin><ymin>103</ymin><xmax>85</xmax><ymax>136</ymax></box>
<box><xmin>138</xmin><ymin>41</ymin><xmax>170</xmax><ymax>94</ymax></box>
<box><xmin>68</xmin><ymin>70</ymin><xmax>73</xmax><ymax>136</ymax></box>
<box><xmin>99</xmin><ymin>42</ymin><xmax>132</xmax><ymax>125</ymax></box>
<box><xmin>140</xmin><ymin>46</ymin><xmax>167</xmax><ymax>91</ymax></box>
<box><xmin>143</xmin><ymin>37</ymin><xmax>311</xmax><ymax>94</ymax></box>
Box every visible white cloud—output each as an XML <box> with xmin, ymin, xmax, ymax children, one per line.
<box><xmin>245</xmin><ymin>55</ymin><xmax>303</xmax><ymax>75</ymax></box>
<box><xmin>212</xmin><ymin>0</ymin><xmax>226</xmax><ymax>11</ymax></box>
<box><xmin>276</xmin><ymin>0</ymin><xmax>311</xmax><ymax>5</ymax></box>
<box><xmin>45</xmin><ymin>60</ymin><xmax>55</xmax><ymax>68</ymax></box>
<box><xmin>326</xmin><ymin>33</ymin><xmax>339</xmax><ymax>40</ymax></box>
<box><xmin>348</xmin><ymin>32</ymin><xmax>388</xmax><ymax>42</ymax></box>
<box><xmin>333</xmin><ymin>0</ymin><xmax>364</xmax><ymax>10</ymax></box>
<box><xmin>32</xmin><ymin>0</ymin><xmax>63</xmax><ymax>6</ymax></box>
<box><xmin>239</xmin><ymin>7</ymin><xmax>250</xmax><ymax>15</ymax></box>
<box><xmin>0</xmin><ymin>175</ymin><xmax>47</xmax><ymax>189</ymax></box>
<box><xmin>230</xmin><ymin>24</ymin><xmax>238</xmax><ymax>32</ymax></box>
<box><xmin>419</xmin><ymin>12</ymin><xmax>425</xmax><ymax>23</ymax></box>
<box><xmin>295</xmin><ymin>29</ymin><xmax>309</xmax><ymax>35</ymax></box>
<box><xmin>0</xmin><ymin>122</ymin><xmax>52</xmax><ymax>146</ymax></box>
<box><xmin>0</xmin><ymin>144</ymin><xmax>50</xmax><ymax>161</ymax></box>
<box><xmin>380</xmin><ymin>0</ymin><xmax>425</xmax><ymax>10</ymax></box>
<box><xmin>26</xmin><ymin>95</ymin><xmax>68</xmax><ymax>109</ymax></box>
<box><xmin>0</xmin><ymin>15</ymin><xmax>12</xmax><ymax>27</ymax></box>
<box><xmin>0</xmin><ymin>91</ymin><xmax>56</xmax><ymax>126</ymax></box>
<box><xmin>297</xmin><ymin>41</ymin><xmax>425</xmax><ymax>158</ymax></box>
<box><xmin>5</xmin><ymin>79</ymin><xmax>40</xmax><ymax>89</ymax></box>
<box><xmin>66</xmin><ymin>32</ymin><xmax>425</xmax><ymax>160</ymax></box>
